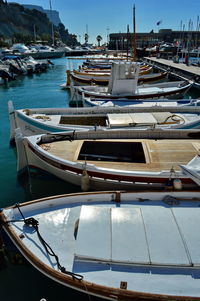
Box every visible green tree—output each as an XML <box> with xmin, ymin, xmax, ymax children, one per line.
<box><xmin>84</xmin><ymin>33</ymin><xmax>89</xmax><ymax>44</ymax></box>
<box><xmin>96</xmin><ymin>35</ymin><xmax>102</xmax><ymax>47</ymax></box>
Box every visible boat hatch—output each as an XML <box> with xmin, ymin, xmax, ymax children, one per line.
<box><xmin>74</xmin><ymin>205</ymin><xmax>200</xmax><ymax>267</ymax></box>
<box><xmin>106</xmin><ymin>113</ymin><xmax>185</xmax><ymax>127</ymax></box>
<box><xmin>78</xmin><ymin>141</ymin><xmax>146</xmax><ymax>163</ymax></box>
<box><xmin>59</xmin><ymin>115</ymin><xmax>107</xmax><ymax>126</ymax></box>
<box><xmin>107</xmin><ymin>113</ymin><xmax>157</xmax><ymax>127</ymax></box>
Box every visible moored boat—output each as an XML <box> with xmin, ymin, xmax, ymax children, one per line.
<box><xmin>8</xmin><ymin>100</ymin><xmax>200</xmax><ymax>144</ymax></box>
<box><xmin>70</xmin><ymin>62</ymin><xmax>192</xmax><ymax>101</ymax></box>
<box><xmin>60</xmin><ymin>65</ymin><xmax>153</xmax><ymax>89</ymax></box>
<box><xmin>15</xmin><ymin>128</ymin><xmax>200</xmax><ymax>191</ymax></box>
<box><xmin>1</xmin><ymin>190</ymin><xmax>200</xmax><ymax>300</ymax></box>
<box><xmin>82</xmin><ymin>96</ymin><xmax>200</xmax><ymax>108</ymax></box>
<box><xmin>68</xmin><ymin>70</ymin><xmax>167</xmax><ymax>87</ymax></box>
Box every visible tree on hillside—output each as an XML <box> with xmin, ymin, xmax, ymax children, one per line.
<box><xmin>12</xmin><ymin>33</ymin><xmax>32</xmax><ymax>44</ymax></box>
<box><xmin>96</xmin><ymin>35</ymin><xmax>102</xmax><ymax>47</ymax></box>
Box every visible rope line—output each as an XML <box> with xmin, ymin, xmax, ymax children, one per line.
<box><xmin>5</xmin><ymin>203</ymin><xmax>83</xmax><ymax>281</ymax></box>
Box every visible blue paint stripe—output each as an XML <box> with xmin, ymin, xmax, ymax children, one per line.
<box><xmin>17</xmin><ymin>112</ymin><xmax>68</xmax><ymax>132</ymax></box>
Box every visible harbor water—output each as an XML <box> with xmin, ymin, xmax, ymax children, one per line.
<box><xmin>0</xmin><ymin>57</ymin><xmax>199</xmax><ymax>301</ymax></box>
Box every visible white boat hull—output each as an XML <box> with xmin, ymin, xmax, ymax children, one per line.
<box><xmin>19</xmin><ymin>133</ymin><xmax>197</xmax><ymax>191</ymax></box>
<box><xmin>2</xmin><ymin>190</ymin><xmax>200</xmax><ymax>300</ymax></box>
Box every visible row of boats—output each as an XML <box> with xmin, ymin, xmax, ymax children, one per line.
<box><xmin>63</xmin><ymin>59</ymin><xmax>194</xmax><ymax>107</ymax></box>
<box><xmin>1</xmin><ymin>55</ymin><xmax>200</xmax><ymax>301</ymax></box>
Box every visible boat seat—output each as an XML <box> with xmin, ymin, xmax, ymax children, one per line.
<box><xmin>107</xmin><ymin>113</ymin><xmax>157</xmax><ymax>127</ymax></box>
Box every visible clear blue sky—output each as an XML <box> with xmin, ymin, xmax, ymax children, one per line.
<box><xmin>8</xmin><ymin>0</ymin><xmax>200</xmax><ymax>44</ymax></box>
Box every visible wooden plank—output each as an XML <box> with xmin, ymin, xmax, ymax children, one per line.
<box><xmin>111</xmin><ymin>207</ymin><xmax>150</xmax><ymax>264</ymax></box>
<box><xmin>173</xmin><ymin>207</ymin><xmax>200</xmax><ymax>266</ymax></box>
<box><xmin>142</xmin><ymin>206</ymin><xmax>190</xmax><ymax>266</ymax></box>
<box><xmin>107</xmin><ymin>113</ymin><xmax>133</xmax><ymax>126</ymax></box>
<box><xmin>75</xmin><ymin>206</ymin><xmax>111</xmax><ymax>261</ymax></box>
<box><xmin>130</xmin><ymin>113</ymin><xmax>157</xmax><ymax>125</ymax></box>
<box><xmin>144</xmin><ymin>57</ymin><xmax>200</xmax><ymax>76</ymax></box>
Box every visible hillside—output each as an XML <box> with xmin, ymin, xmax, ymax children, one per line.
<box><xmin>0</xmin><ymin>1</ymin><xmax>78</xmax><ymax>46</ymax></box>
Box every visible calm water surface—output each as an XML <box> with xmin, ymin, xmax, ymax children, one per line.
<box><xmin>0</xmin><ymin>57</ymin><xmax>199</xmax><ymax>301</ymax></box>
<box><xmin>0</xmin><ymin>57</ymin><xmax>101</xmax><ymax>301</ymax></box>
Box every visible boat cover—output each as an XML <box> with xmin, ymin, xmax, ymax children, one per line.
<box><xmin>75</xmin><ymin>205</ymin><xmax>200</xmax><ymax>267</ymax></box>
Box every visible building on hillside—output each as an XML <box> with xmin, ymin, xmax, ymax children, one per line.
<box><xmin>109</xmin><ymin>29</ymin><xmax>200</xmax><ymax>50</ymax></box>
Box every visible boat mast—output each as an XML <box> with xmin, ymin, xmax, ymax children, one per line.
<box><xmin>133</xmin><ymin>4</ymin><xmax>136</xmax><ymax>60</ymax></box>
<box><xmin>49</xmin><ymin>0</ymin><xmax>55</xmax><ymax>47</ymax></box>
<box><xmin>127</xmin><ymin>24</ymin><xmax>130</xmax><ymax>60</ymax></box>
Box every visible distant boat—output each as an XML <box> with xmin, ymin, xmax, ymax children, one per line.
<box><xmin>68</xmin><ymin>70</ymin><xmax>167</xmax><ymax>87</ymax></box>
<box><xmin>1</xmin><ymin>189</ymin><xmax>200</xmax><ymax>300</ymax></box>
<box><xmin>10</xmin><ymin>43</ymin><xmax>65</xmax><ymax>59</ymax></box>
<box><xmin>8</xmin><ymin>101</ymin><xmax>200</xmax><ymax>144</ymax></box>
<box><xmin>15</xmin><ymin>128</ymin><xmax>200</xmax><ymax>191</ymax></box>
<box><xmin>70</xmin><ymin>62</ymin><xmax>192</xmax><ymax>101</ymax></box>
<box><xmin>60</xmin><ymin>65</ymin><xmax>153</xmax><ymax>89</ymax></box>
<box><xmin>81</xmin><ymin>96</ymin><xmax>199</xmax><ymax>108</ymax></box>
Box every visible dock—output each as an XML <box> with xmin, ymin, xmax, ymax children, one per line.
<box><xmin>143</xmin><ymin>57</ymin><xmax>200</xmax><ymax>90</ymax></box>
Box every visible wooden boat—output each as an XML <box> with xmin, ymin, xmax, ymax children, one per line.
<box><xmin>82</xmin><ymin>96</ymin><xmax>200</xmax><ymax>108</ymax></box>
<box><xmin>68</xmin><ymin>70</ymin><xmax>167</xmax><ymax>87</ymax></box>
<box><xmin>60</xmin><ymin>65</ymin><xmax>153</xmax><ymax>89</ymax></box>
<box><xmin>72</xmin><ymin>80</ymin><xmax>192</xmax><ymax>101</ymax></box>
<box><xmin>15</xmin><ymin>128</ymin><xmax>200</xmax><ymax>191</ymax></box>
<box><xmin>82</xmin><ymin>59</ymin><xmax>148</xmax><ymax>69</ymax></box>
<box><xmin>75</xmin><ymin>65</ymin><xmax>153</xmax><ymax>76</ymax></box>
<box><xmin>8</xmin><ymin>100</ymin><xmax>200</xmax><ymax>144</ymax></box>
<box><xmin>70</xmin><ymin>62</ymin><xmax>192</xmax><ymax>101</ymax></box>
<box><xmin>82</xmin><ymin>59</ymin><xmax>150</xmax><ymax>70</ymax></box>
<box><xmin>1</xmin><ymin>189</ymin><xmax>200</xmax><ymax>300</ymax></box>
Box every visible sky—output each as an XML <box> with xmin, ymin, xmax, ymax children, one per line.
<box><xmin>8</xmin><ymin>0</ymin><xmax>200</xmax><ymax>44</ymax></box>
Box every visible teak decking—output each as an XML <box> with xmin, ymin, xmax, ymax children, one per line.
<box><xmin>41</xmin><ymin>139</ymin><xmax>200</xmax><ymax>172</ymax></box>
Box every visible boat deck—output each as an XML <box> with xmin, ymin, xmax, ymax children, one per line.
<box><xmin>41</xmin><ymin>139</ymin><xmax>200</xmax><ymax>172</ymax></box>
<box><xmin>4</xmin><ymin>191</ymin><xmax>200</xmax><ymax>297</ymax></box>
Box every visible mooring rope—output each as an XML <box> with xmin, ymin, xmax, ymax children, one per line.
<box><xmin>4</xmin><ymin>203</ymin><xmax>83</xmax><ymax>281</ymax></box>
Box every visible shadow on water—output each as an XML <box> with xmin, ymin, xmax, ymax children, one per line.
<box><xmin>0</xmin><ymin>260</ymin><xmax>101</xmax><ymax>301</ymax></box>
<box><xmin>17</xmin><ymin>170</ymin><xmax>81</xmax><ymax>202</ymax></box>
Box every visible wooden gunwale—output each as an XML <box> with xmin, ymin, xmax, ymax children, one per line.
<box><xmin>70</xmin><ymin>72</ymin><xmax>167</xmax><ymax>86</ymax></box>
<box><xmin>74</xmin><ymin>66</ymin><xmax>153</xmax><ymax>77</ymax></box>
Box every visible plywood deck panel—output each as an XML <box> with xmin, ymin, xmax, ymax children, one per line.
<box><xmin>111</xmin><ymin>207</ymin><xmax>150</xmax><ymax>264</ymax></box>
<box><xmin>75</xmin><ymin>206</ymin><xmax>111</xmax><ymax>261</ymax></box>
<box><xmin>142</xmin><ymin>206</ymin><xmax>190</xmax><ymax>265</ymax></box>
<box><xmin>172</xmin><ymin>207</ymin><xmax>200</xmax><ymax>266</ymax></box>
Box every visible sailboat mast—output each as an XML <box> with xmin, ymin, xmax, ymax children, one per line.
<box><xmin>49</xmin><ymin>0</ymin><xmax>55</xmax><ymax>46</ymax></box>
<box><xmin>133</xmin><ymin>4</ymin><xmax>136</xmax><ymax>60</ymax></box>
<box><xmin>127</xmin><ymin>24</ymin><xmax>130</xmax><ymax>60</ymax></box>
